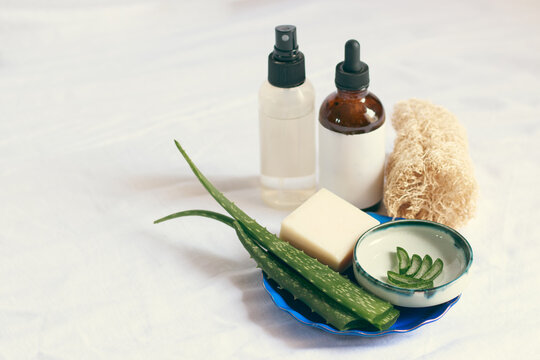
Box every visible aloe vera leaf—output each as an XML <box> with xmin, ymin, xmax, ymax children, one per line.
<box><xmin>421</xmin><ymin>258</ymin><xmax>444</xmax><ymax>281</ymax></box>
<box><xmin>387</xmin><ymin>271</ymin><xmax>433</xmax><ymax>289</ymax></box>
<box><xmin>155</xmin><ymin>209</ymin><xmax>372</xmax><ymax>331</ymax></box>
<box><xmin>172</xmin><ymin>140</ymin><xmax>399</xmax><ymax>330</ymax></box>
<box><xmin>405</xmin><ymin>254</ymin><xmax>422</xmax><ymax>277</ymax></box>
<box><xmin>396</xmin><ymin>247</ymin><xmax>410</xmax><ymax>274</ymax></box>
<box><xmin>413</xmin><ymin>255</ymin><xmax>433</xmax><ymax>279</ymax></box>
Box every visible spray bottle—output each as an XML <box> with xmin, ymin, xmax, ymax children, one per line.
<box><xmin>259</xmin><ymin>25</ymin><xmax>316</xmax><ymax>209</ymax></box>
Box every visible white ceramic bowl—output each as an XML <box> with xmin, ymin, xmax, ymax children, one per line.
<box><xmin>353</xmin><ymin>219</ymin><xmax>473</xmax><ymax>307</ymax></box>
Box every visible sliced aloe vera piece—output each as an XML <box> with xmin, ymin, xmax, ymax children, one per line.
<box><xmin>405</xmin><ymin>254</ymin><xmax>422</xmax><ymax>276</ymax></box>
<box><xmin>396</xmin><ymin>247</ymin><xmax>410</xmax><ymax>274</ymax></box>
<box><xmin>387</xmin><ymin>271</ymin><xmax>433</xmax><ymax>289</ymax></box>
<box><xmin>421</xmin><ymin>258</ymin><xmax>444</xmax><ymax>281</ymax></box>
<box><xmin>413</xmin><ymin>255</ymin><xmax>433</xmax><ymax>279</ymax></box>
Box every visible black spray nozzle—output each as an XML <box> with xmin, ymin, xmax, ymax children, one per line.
<box><xmin>335</xmin><ymin>39</ymin><xmax>369</xmax><ymax>91</ymax></box>
<box><xmin>273</xmin><ymin>25</ymin><xmax>299</xmax><ymax>61</ymax></box>
<box><xmin>267</xmin><ymin>24</ymin><xmax>305</xmax><ymax>88</ymax></box>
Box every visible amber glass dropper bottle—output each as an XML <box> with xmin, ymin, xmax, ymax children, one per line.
<box><xmin>318</xmin><ymin>39</ymin><xmax>385</xmax><ymax>210</ymax></box>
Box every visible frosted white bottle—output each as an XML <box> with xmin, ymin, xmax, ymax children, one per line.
<box><xmin>259</xmin><ymin>25</ymin><xmax>316</xmax><ymax>209</ymax></box>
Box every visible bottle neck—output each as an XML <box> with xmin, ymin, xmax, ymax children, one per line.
<box><xmin>336</xmin><ymin>88</ymin><xmax>369</xmax><ymax>98</ymax></box>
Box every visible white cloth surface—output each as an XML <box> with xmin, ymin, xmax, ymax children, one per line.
<box><xmin>1</xmin><ymin>0</ymin><xmax>540</xmax><ymax>358</ymax></box>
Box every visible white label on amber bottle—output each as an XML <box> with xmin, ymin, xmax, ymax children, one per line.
<box><xmin>318</xmin><ymin>123</ymin><xmax>386</xmax><ymax>209</ymax></box>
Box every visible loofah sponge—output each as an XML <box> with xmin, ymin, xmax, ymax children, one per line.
<box><xmin>383</xmin><ymin>99</ymin><xmax>478</xmax><ymax>228</ymax></box>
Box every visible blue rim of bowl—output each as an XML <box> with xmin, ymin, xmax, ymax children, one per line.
<box><xmin>353</xmin><ymin>219</ymin><xmax>474</xmax><ymax>295</ymax></box>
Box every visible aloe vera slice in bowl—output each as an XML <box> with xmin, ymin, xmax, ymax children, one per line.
<box><xmin>387</xmin><ymin>271</ymin><xmax>433</xmax><ymax>289</ymax></box>
<box><xmin>404</xmin><ymin>254</ymin><xmax>422</xmax><ymax>277</ymax></box>
<box><xmin>396</xmin><ymin>247</ymin><xmax>410</xmax><ymax>274</ymax></box>
<box><xmin>421</xmin><ymin>258</ymin><xmax>444</xmax><ymax>281</ymax></box>
<box><xmin>413</xmin><ymin>255</ymin><xmax>433</xmax><ymax>279</ymax></box>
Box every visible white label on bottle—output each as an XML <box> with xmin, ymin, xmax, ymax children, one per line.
<box><xmin>318</xmin><ymin>123</ymin><xmax>386</xmax><ymax>209</ymax></box>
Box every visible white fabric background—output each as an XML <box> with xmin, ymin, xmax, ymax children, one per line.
<box><xmin>1</xmin><ymin>0</ymin><xmax>539</xmax><ymax>358</ymax></box>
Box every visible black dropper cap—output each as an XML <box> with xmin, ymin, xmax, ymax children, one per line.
<box><xmin>268</xmin><ymin>25</ymin><xmax>306</xmax><ymax>88</ymax></box>
<box><xmin>335</xmin><ymin>39</ymin><xmax>369</xmax><ymax>91</ymax></box>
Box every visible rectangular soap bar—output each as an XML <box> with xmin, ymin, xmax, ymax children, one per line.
<box><xmin>279</xmin><ymin>188</ymin><xmax>379</xmax><ymax>272</ymax></box>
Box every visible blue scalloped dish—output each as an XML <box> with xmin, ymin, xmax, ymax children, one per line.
<box><xmin>261</xmin><ymin>213</ymin><xmax>461</xmax><ymax>337</ymax></box>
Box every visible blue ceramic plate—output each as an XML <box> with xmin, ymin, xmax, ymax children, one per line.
<box><xmin>261</xmin><ymin>213</ymin><xmax>461</xmax><ymax>336</ymax></box>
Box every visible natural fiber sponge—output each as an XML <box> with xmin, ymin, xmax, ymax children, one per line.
<box><xmin>384</xmin><ymin>99</ymin><xmax>478</xmax><ymax>228</ymax></box>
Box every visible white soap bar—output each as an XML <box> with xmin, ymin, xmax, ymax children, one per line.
<box><xmin>279</xmin><ymin>188</ymin><xmax>379</xmax><ymax>272</ymax></box>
